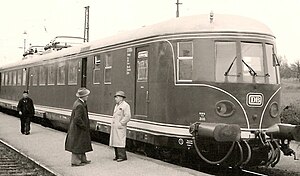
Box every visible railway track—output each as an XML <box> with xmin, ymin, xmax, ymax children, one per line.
<box><xmin>191</xmin><ymin>163</ymin><xmax>300</xmax><ymax>176</ymax></box>
<box><xmin>0</xmin><ymin>139</ymin><xmax>56</xmax><ymax>176</ymax></box>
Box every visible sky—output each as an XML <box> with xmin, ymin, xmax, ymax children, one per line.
<box><xmin>0</xmin><ymin>0</ymin><xmax>299</xmax><ymax>66</ymax></box>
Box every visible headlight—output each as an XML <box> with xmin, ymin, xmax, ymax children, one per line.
<box><xmin>215</xmin><ymin>100</ymin><xmax>235</xmax><ymax>117</ymax></box>
<box><xmin>269</xmin><ymin>102</ymin><xmax>279</xmax><ymax>118</ymax></box>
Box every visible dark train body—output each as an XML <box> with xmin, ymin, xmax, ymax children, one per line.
<box><xmin>0</xmin><ymin>14</ymin><xmax>299</xmax><ymax>167</ymax></box>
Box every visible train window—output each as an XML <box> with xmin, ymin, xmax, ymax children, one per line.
<box><xmin>39</xmin><ymin>66</ymin><xmax>46</xmax><ymax>86</ymax></box>
<box><xmin>57</xmin><ymin>62</ymin><xmax>66</xmax><ymax>85</ymax></box>
<box><xmin>5</xmin><ymin>72</ymin><xmax>9</xmax><ymax>86</ymax></box>
<box><xmin>22</xmin><ymin>69</ymin><xmax>26</xmax><ymax>86</ymax></box>
<box><xmin>137</xmin><ymin>51</ymin><xmax>148</xmax><ymax>82</ymax></box>
<box><xmin>177</xmin><ymin>42</ymin><xmax>193</xmax><ymax>81</ymax></box>
<box><xmin>215</xmin><ymin>42</ymin><xmax>237</xmax><ymax>82</ymax></box>
<box><xmin>8</xmin><ymin>72</ymin><xmax>12</xmax><ymax>86</ymax></box>
<box><xmin>241</xmin><ymin>42</ymin><xmax>265</xmax><ymax>83</ymax></box>
<box><xmin>12</xmin><ymin>71</ymin><xmax>17</xmax><ymax>86</ymax></box>
<box><xmin>48</xmin><ymin>64</ymin><xmax>55</xmax><ymax>85</ymax></box>
<box><xmin>93</xmin><ymin>55</ymin><xmax>101</xmax><ymax>84</ymax></box>
<box><xmin>94</xmin><ymin>69</ymin><xmax>101</xmax><ymax>84</ymax></box>
<box><xmin>68</xmin><ymin>61</ymin><xmax>78</xmax><ymax>85</ymax></box>
<box><xmin>94</xmin><ymin>55</ymin><xmax>101</xmax><ymax>65</ymax></box>
<box><xmin>1</xmin><ymin>72</ymin><xmax>4</xmax><ymax>86</ymax></box>
<box><xmin>17</xmin><ymin>70</ymin><xmax>22</xmax><ymax>86</ymax></box>
<box><xmin>266</xmin><ymin>44</ymin><xmax>278</xmax><ymax>84</ymax></box>
<box><xmin>32</xmin><ymin>67</ymin><xmax>38</xmax><ymax>86</ymax></box>
<box><xmin>104</xmin><ymin>54</ymin><xmax>112</xmax><ymax>84</ymax></box>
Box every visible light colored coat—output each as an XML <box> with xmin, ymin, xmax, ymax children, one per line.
<box><xmin>109</xmin><ymin>101</ymin><xmax>131</xmax><ymax>147</ymax></box>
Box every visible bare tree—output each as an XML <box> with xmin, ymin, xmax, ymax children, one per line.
<box><xmin>279</xmin><ymin>56</ymin><xmax>294</xmax><ymax>79</ymax></box>
<box><xmin>290</xmin><ymin>60</ymin><xmax>300</xmax><ymax>81</ymax></box>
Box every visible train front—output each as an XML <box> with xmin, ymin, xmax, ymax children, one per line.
<box><xmin>169</xmin><ymin>15</ymin><xmax>300</xmax><ymax>167</ymax></box>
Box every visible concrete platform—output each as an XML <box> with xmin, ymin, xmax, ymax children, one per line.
<box><xmin>0</xmin><ymin>113</ymin><xmax>210</xmax><ymax>176</ymax></box>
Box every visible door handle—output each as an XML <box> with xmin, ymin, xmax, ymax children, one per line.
<box><xmin>146</xmin><ymin>91</ymin><xmax>150</xmax><ymax>103</ymax></box>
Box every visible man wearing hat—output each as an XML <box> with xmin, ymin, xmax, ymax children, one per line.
<box><xmin>109</xmin><ymin>91</ymin><xmax>131</xmax><ymax>162</ymax></box>
<box><xmin>17</xmin><ymin>90</ymin><xmax>35</xmax><ymax>135</ymax></box>
<box><xmin>65</xmin><ymin>88</ymin><xmax>93</xmax><ymax>166</ymax></box>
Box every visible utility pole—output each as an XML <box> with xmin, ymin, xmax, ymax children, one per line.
<box><xmin>175</xmin><ymin>0</ymin><xmax>182</xmax><ymax>18</ymax></box>
<box><xmin>84</xmin><ymin>6</ymin><xmax>90</xmax><ymax>42</ymax></box>
<box><xmin>23</xmin><ymin>31</ymin><xmax>27</xmax><ymax>53</ymax></box>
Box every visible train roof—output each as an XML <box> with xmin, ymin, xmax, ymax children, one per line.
<box><xmin>1</xmin><ymin>14</ymin><xmax>274</xmax><ymax>70</ymax></box>
<box><xmin>86</xmin><ymin>14</ymin><xmax>274</xmax><ymax>50</ymax></box>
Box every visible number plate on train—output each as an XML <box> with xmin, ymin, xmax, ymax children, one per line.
<box><xmin>246</xmin><ymin>93</ymin><xmax>264</xmax><ymax>107</ymax></box>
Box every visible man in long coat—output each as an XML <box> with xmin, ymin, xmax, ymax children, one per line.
<box><xmin>65</xmin><ymin>88</ymin><xmax>93</xmax><ymax>166</ymax></box>
<box><xmin>109</xmin><ymin>91</ymin><xmax>131</xmax><ymax>162</ymax></box>
<box><xmin>17</xmin><ymin>90</ymin><xmax>35</xmax><ymax>135</ymax></box>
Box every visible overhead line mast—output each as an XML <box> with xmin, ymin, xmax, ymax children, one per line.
<box><xmin>84</xmin><ymin>6</ymin><xmax>90</xmax><ymax>42</ymax></box>
<box><xmin>176</xmin><ymin>0</ymin><xmax>182</xmax><ymax>18</ymax></box>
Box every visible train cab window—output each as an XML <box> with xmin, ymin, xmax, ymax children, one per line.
<box><xmin>104</xmin><ymin>54</ymin><xmax>112</xmax><ymax>84</ymax></box>
<box><xmin>68</xmin><ymin>61</ymin><xmax>78</xmax><ymax>85</ymax></box>
<box><xmin>241</xmin><ymin>42</ymin><xmax>265</xmax><ymax>83</ymax></box>
<box><xmin>177</xmin><ymin>42</ymin><xmax>193</xmax><ymax>81</ymax></box>
<box><xmin>39</xmin><ymin>66</ymin><xmax>46</xmax><ymax>86</ymax></box>
<box><xmin>22</xmin><ymin>69</ymin><xmax>27</xmax><ymax>86</ymax></box>
<box><xmin>32</xmin><ymin>67</ymin><xmax>38</xmax><ymax>86</ymax></box>
<box><xmin>17</xmin><ymin>70</ymin><xmax>22</xmax><ymax>86</ymax></box>
<box><xmin>266</xmin><ymin>44</ymin><xmax>279</xmax><ymax>84</ymax></box>
<box><xmin>48</xmin><ymin>65</ymin><xmax>56</xmax><ymax>85</ymax></box>
<box><xmin>216</xmin><ymin>42</ymin><xmax>237</xmax><ymax>82</ymax></box>
<box><xmin>93</xmin><ymin>55</ymin><xmax>101</xmax><ymax>84</ymax></box>
<box><xmin>57</xmin><ymin>62</ymin><xmax>66</xmax><ymax>85</ymax></box>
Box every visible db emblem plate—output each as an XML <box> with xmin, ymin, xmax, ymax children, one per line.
<box><xmin>246</xmin><ymin>93</ymin><xmax>264</xmax><ymax>107</ymax></box>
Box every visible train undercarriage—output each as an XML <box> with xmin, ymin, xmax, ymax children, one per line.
<box><xmin>0</xmin><ymin>104</ymin><xmax>299</xmax><ymax>169</ymax></box>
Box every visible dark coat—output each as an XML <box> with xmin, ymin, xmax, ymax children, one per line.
<box><xmin>65</xmin><ymin>99</ymin><xmax>92</xmax><ymax>154</ymax></box>
<box><xmin>17</xmin><ymin>97</ymin><xmax>35</xmax><ymax>117</ymax></box>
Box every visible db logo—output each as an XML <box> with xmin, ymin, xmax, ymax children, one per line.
<box><xmin>246</xmin><ymin>93</ymin><xmax>264</xmax><ymax>107</ymax></box>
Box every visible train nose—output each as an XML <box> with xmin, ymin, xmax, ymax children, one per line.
<box><xmin>189</xmin><ymin>122</ymin><xmax>241</xmax><ymax>142</ymax></box>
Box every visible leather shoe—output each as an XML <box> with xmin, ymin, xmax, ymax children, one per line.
<box><xmin>71</xmin><ymin>163</ymin><xmax>85</xmax><ymax>167</ymax></box>
<box><xmin>82</xmin><ymin>160</ymin><xmax>91</xmax><ymax>164</ymax></box>
<box><xmin>113</xmin><ymin>158</ymin><xmax>118</xmax><ymax>161</ymax></box>
<box><xmin>117</xmin><ymin>159</ymin><xmax>127</xmax><ymax>162</ymax></box>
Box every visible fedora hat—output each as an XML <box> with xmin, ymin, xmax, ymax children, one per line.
<box><xmin>114</xmin><ymin>91</ymin><xmax>126</xmax><ymax>98</ymax></box>
<box><xmin>76</xmin><ymin>88</ymin><xmax>90</xmax><ymax>98</ymax></box>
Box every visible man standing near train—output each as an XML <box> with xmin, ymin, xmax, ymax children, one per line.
<box><xmin>65</xmin><ymin>88</ymin><xmax>93</xmax><ymax>167</ymax></box>
<box><xmin>109</xmin><ymin>91</ymin><xmax>131</xmax><ymax>162</ymax></box>
<box><xmin>17</xmin><ymin>90</ymin><xmax>35</xmax><ymax>135</ymax></box>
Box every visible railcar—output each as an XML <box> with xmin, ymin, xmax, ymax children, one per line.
<box><xmin>0</xmin><ymin>13</ymin><xmax>299</xmax><ymax>167</ymax></box>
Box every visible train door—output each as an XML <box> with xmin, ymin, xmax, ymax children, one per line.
<box><xmin>135</xmin><ymin>47</ymin><xmax>149</xmax><ymax>119</ymax></box>
<box><xmin>81</xmin><ymin>58</ymin><xmax>87</xmax><ymax>87</ymax></box>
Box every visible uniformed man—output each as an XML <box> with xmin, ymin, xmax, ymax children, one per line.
<box><xmin>65</xmin><ymin>88</ymin><xmax>93</xmax><ymax>166</ymax></box>
<box><xmin>17</xmin><ymin>90</ymin><xmax>35</xmax><ymax>135</ymax></box>
<box><xmin>109</xmin><ymin>91</ymin><xmax>131</xmax><ymax>162</ymax></box>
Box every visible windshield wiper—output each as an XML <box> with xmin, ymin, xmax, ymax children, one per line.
<box><xmin>242</xmin><ymin>59</ymin><xmax>257</xmax><ymax>76</ymax></box>
<box><xmin>224</xmin><ymin>56</ymin><xmax>237</xmax><ymax>76</ymax></box>
<box><xmin>272</xmin><ymin>53</ymin><xmax>280</xmax><ymax>66</ymax></box>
